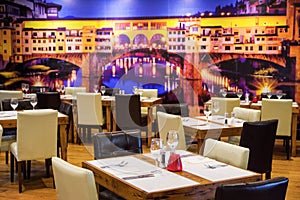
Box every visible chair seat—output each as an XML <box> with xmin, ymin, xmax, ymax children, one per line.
<box><xmin>0</xmin><ymin>135</ymin><xmax>16</xmax><ymax>152</ymax></box>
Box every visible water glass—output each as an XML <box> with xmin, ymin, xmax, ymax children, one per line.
<box><xmin>167</xmin><ymin>130</ymin><xmax>179</xmax><ymax>154</ymax></box>
<box><xmin>276</xmin><ymin>90</ymin><xmax>283</xmax><ymax>99</ymax></box>
<box><xmin>204</xmin><ymin>104</ymin><xmax>212</xmax><ymax>122</ymax></box>
<box><xmin>212</xmin><ymin>101</ymin><xmax>220</xmax><ymax>115</ymax></box>
<box><xmin>237</xmin><ymin>89</ymin><xmax>243</xmax><ymax>99</ymax></box>
<box><xmin>221</xmin><ymin>88</ymin><xmax>227</xmax><ymax>97</ymax></box>
<box><xmin>100</xmin><ymin>86</ymin><xmax>106</xmax><ymax>95</ymax></box>
<box><xmin>10</xmin><ymin>98</ymin><xmax>18</xmax><ymax>110</ymax></box>
<box><xmin>93</xmin><ymin>85</ymin><xmax>99</xmax><ymax>93</ymax></box>
<box><xmin>30</xmin><ymin>96</ymin><xmax>37</xmax><ymax>109</ymax></box>
<box><xmin>150</xmin><ymin>138</ymin><xmax>163</xmax><ymax>167</ymax></box>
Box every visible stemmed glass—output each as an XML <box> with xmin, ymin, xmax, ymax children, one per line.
<box><xmin>100</xmin><ymin>86</ymin><xmax>106</xmax><ymax>95</ymax></box>
<box><xmin>166</xmin><ymin>130</ymin><xmax>179</xmax><ymax>154</ymax></box>
<box><xmin>237</xmin><ymin>89</ymin><xmax>243</xmax><ymax>99</ymax></box>
<box><xmin>204</xmin><ymin>104</ymin><xmax>212</xmax><ymax>123</ymax></box>
<box><xmin>220</xmin><ymin>88</ymin><xmax>227</xmax><ymax>97</ymax></box>
<box><xmin>30</xmin><ymin>96</ymin><xmax>37</xmax><ymax>109</ymax></box>
<box><xmin>132</xmin><ymin>86</ymin><xmax>138</xmax><ymax>94</ymax></box>
<box><xmin>10</xmin><ymin>98</ymin><xmax>18</xmax><ymax>110</ymax></box>
<box><xmin>93</xmin><ymin>85</ymin><xmax>99</xmax><ymax>93</ymax></box>
<box><xmin>212</xmin><ymin>101</ymin><xmax>220</xmax><ymax>116</ymax></box>
<box><xmin>150</xmin><ymin>138</ymin><xmax>163</xmax><ymax>167</ymax></box>
<box><xmin>276</xmin><ymin>90</ymin><xmax>283</xmax><ymax>99</ymax></box>
<box><xmin>267</xmin><ymin>91</ymin><xmax>272</xmax><ymax>99</ymax></box>
<box><xmin>60</xmin><ymin>85</ymin><xmax>65</xmax><ymax>95</ymax></box>
<box><xmin>56</xmin><ymin>84</ymin><xmax>61</xmax><ymax>94</ymax></box>
<box><xmin>21</xmin><ymin>83</ymin><xmax>26</xmax><ymax>94</ymax></box>
<box><xmin>24</xmin><ymin>84</ymin><xmax>29</xmax><ymax>94</ymax></box>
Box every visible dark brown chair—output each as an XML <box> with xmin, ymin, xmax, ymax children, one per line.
<box><xmin>36</xmin><ymin>92</ymin><xmax>61</xmax><ymax>110</ymax></box>
<box><xmin>215</xmin><ymin>176</ymin><xmax>288</xmax><ymax>200</ymax></box>
<box><xmin>156</xmin><ymin>103</ymin><xmax>189</xmax><ymax>117</ymax></box>
<box><xmin>115</xmin><ymin>94</ymin><xmax>148</xmax><ymax>133</ymax></box>
<box><xmin>103</xmin><ymin>88</ymin><xmax>120</xmax><ymax>96</ymax></box>
<box><xmin>30</xmin><ymin>86</ymin><xmax>50</xmax><ymax>93</ymax></box>
<box><xmin>93</xmin><ymin>129</ymin><xmax>142</xmax><ymax>159</ymax></box>
<box><xmin>239</xmin><ymin>119</ymin><xmax>278</xmax><ymax>179</ymax></box>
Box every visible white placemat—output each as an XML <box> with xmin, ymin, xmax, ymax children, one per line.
<box><xmin>0</xmin><ymin>111</ymin><xmax>17</xmax><ymax>118</ymax></box>
<box><xmin>87</xmin><ymin>156</ymin><xmax>198</xmax><ymax>193</ymax></box>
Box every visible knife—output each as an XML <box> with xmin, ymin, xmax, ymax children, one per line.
<box><xmin>122</xmin><ymin>173</ymin><xmax>155</xmax><ymax>180</ymax></box>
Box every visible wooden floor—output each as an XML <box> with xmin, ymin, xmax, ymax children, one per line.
<box><xmin>0</xmin><ymin>141</ymin><xmax>300</xmax><ymax>200</ymax></box>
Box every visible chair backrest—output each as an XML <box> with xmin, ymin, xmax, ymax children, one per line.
<box><xmin>261</xmin><ymin>99</ymin><xmax>292</xmax><ymax>137</ymax></box>
<box><xmin>104</xmin><ymin>88</ymin><xmax>120</xmax><ymax>96</ymax></box>
<box><xmin>203</xmin><ymin>138</ymin><xmax>249</xmax><ymax>169</ymax></box>
<box><xmin>0</xmin><ymin>90</ymin><xmax>23</xmax><ymax>100</ymax></box>
<box><xmin>211</xmin><ymin>97</ymin><xmax>240</xmax><ymax>116</ymax></box>
<box><xmin>65</xmin><ymin>87</ymin><xmax>86</xmax><ymax>96</ymax></box>
<box><xmin>239</xmin><ymin>119</ymin><xmax>278</xmax><ymax>174</ymax></box>
<box><xmin>93</xmin><ymin>129</ymin><xmax>143</xmax><ymax>159</ymax></box>
<box><xmin>137</xmin><ymin>89</ymin><xmax>158</xmax><ymax>98</ymax></box>
<box><xmin>77</xmin><ymin>93</ymin><xmax>103</xmax><ymax>126</ymax></box>
<box><xmin>16</xmin><ymin>109</ymin><xmax>58</xmax><ymax>161</ymax></box>
<box><xmin>215</xmin><ymin>176</ymin><xmax>289</xmax><ymax>200</ymax></box>
<box><xmin>233</xmin><ymin>107</ymin><xmax>261</xmax><ymax>122</ymax></box>
<box><xmin>52</xmin><ymin>157</ymin><xmax>98</xmax><ymax>200</ymax></box>
<box><xmin>115</xmin><ymin>94</ymin><xmax>145</xmax><ymax>130</ymax></box>
<box><xmin>157</xmin><ymin>111</ymin><xmax>186</xmax><ymax>150</ymax></box>
<box><xmin>156</xmin><ymin>103</ymin><xmax>189</xmax><ymax>117</ymax></box>
<box><xmin>36</xmin><ymin>92</ymin><xmax>61</xmax><ymax>110</ymax></box>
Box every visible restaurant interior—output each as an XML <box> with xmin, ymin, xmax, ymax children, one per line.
<box><xmin>1</xmin><ymin>0</ymin><xmax>300</xmax><ymax>199</ymax></box>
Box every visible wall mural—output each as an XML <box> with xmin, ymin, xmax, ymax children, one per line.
<box><xmin>1</xmin><ymin>0</ymin><xmax>299</xmax><ymax>112</ymax></box>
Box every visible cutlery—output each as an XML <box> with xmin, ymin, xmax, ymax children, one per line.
<box><xmin>204</xmin><ymin>163</ymin><xmax>228</xmax><ymax>169</ymax></box>
<box><xmin>122</xmin><ymin>173</ymin><xmax>155</xmax><ymax>180</ymax></box>
<box><xmin>101</xmin><ymin>160</ymin><xmax>128</xmax><ymax>168</ymax></box>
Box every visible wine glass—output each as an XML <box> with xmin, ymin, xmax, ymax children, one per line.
<box><xmin>221</xmin><ymin>88</ymin><xmax>227</xmax><ymax>97</ymax></box>
<box><xmin>212</xmin><ymin>101</ymin><xmax>220</xmax><ymax>116</ymax></box>
<box><xmin>166</xmin><ymin>130</ymin><xmax>179</xmax><ymax>154</ymax></box>
<box><xmin>24</xmin><ymin>84</ymin><xmax>29</xmax><ymax>94</ymax></box>
<box><xmin>60</xmin><ymin>85</ymin><xmax>65</xmax><ymax>95</ymax></box>
<box><xmin>267</xmin><ymin>91</ymin><xmax>272</xmax><ymax>99</ymax></box>
<box><xmin>10</xmin><ymin>98</ymin><xmax>18</xmax><ymax>110</ymax></box>
<box><xmin>132</xmin><ymin>86</ymin><xmax>138</xmax><ymax>94</ymax></box>
<box><xmin>56</xmin><ymin>84</ymin><xmax>61</xmax><ymax>94</ymax></box>
<box><xmin>276</xmin><ymin>90</ymin><xmax>283</xmax><ymax>99</ymax></box>
<box><xmin>237</xmin><ymin>89</ymin><xmax>243</xmax><ymax>99</ymax></box>
<box><xmin>150</xmin><ymin>138</ymin><xmax>162</xmax><ymax>167</ymax></box>
<box><xmin>204</xmin><ymin>104</ymin><xmax>212</xmax><ymax>123</ymax></box>
<box><xmin>30</xmin><ymin>96</ymin><xmax>37</xmax><ymax>109</ymax></box>
<box><xmin>21</xmin><ymin>83</ymin><xmax>26</xmax><ymax>94</ymax></box>
<box><xmin>93</xmin><ymin>85</ymin><xmax>99</xmax><ymax>93</ymax></box>
<box><xmin>100</xmin><ymin>86</ymin><xmax>106</xmax><ymax>95</ymax></box>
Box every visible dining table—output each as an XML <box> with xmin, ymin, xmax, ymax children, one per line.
<box><xmin>182</xmin><ymin>115</ymin><xmax>244</xmax><ymax>154</ymax></box>
<box><xmin>0</xmin><ymin>110</ymin><xmax>69</xmax><ymax>161</ymax></box>
<box><xmin>60</xmin><ymin>94</ymin><xmax>163</xmax><ymax>146</ymax></box>
<box><xmin>82</xmin><ymin>150</ymin><xmax>261</xmax><ymax>200</ymax></box>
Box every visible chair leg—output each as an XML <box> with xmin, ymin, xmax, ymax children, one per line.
<box><xmin>10</xmin><ymin>152</ymin><xmax>14</xmax><ymax>182</ymax></box>
<box><xmin>45</xmin><ymin>158</ymin><xmax>51</xmax><ymax>178</ymax></box>
<box><xmin>22</xmin><ymin>161</ymin><xmax>26</xmax><ymax>180</ymax></box>
<box><xmin>18</xmin><ymin>161</ymin><xmax>23</xmax><ymax>193</ymax></box>
<box><xmin>266</xmin><ymin>172</ymin><xmax>271</xmax><ymax>179</ymax></box>
<box><xmin>285</xmin><ymin>138</ymin><xmax>290</xmax><ymax>160</ymax></box>
<box><xmin>27</xmin><ymin>161</ymin><xmax>31</xmax><ymax>179</ymax></box>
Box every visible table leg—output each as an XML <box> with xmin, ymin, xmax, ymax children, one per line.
<box><xmin>106</xmin><ymin>106</ymin><xmax>111</xmax><ymax>132</ymax></box>
<box><xmin>197</xmin><ymin>138</ymin><xmax>204</xmax><ymax>154</ymax></box>
<box><xmin>147</xmin><ymin>107</ymin><xmax>152</xmax><ymax>147</ymax></box>
<box><xmin>292</xmin><ymin>113</ymin><xmax>297</xmax><ymax>157</ymax></box>
<box><xmin>60</xmin><ymin>124</ymin><xmax>68</xmax><ymax>161</ymax></box>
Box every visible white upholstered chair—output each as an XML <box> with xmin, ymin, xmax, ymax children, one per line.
<box><xmin>76</xmin><ymin>93</ymin><xmax>103</xmax><ymax>143</ymax></box>
<box><xmin>65</xmin><ymin>87</ymin><xmax>86</xmax><ymax>96</ymax></box>
<box><xmin>52</xmin><ymin>157</ymin><xmax>98</xmax><ymax>200</ymax></box>
<box><xmin>261</xmin><ymin>99</ymin><xmax>293</xmax><ymax>159</ymax></box>
<box><xmin>10</xmin><ymin>109</ymin><xmax>58</xmax><ymax>193</ymax></box>
<box><xmin>157</xmin><ymin>111</ymin><xmax>186</xmax><ymax>150</ymax></box>
<box><xmin>211</xmin><ymin>97</ymin><xmax>240</xmax><ymax>117</ymax></box>
<box><xmin>137</xmin><ymin>88</ymin><xmax>158</xmax><ymax>115</ymax></box>
<box><xmin>0</xmin><ymin>125</ymin><xmax>3</xmax><ymax>147</ymax></box>
<box><xmin>203</xmin><ymin>138</ymin><xmax>250</xmax><ymax>169</ymax></box>
<box><xmin>228</xmin><ymin>107</ymin><xmax>261</xmax><ymax>145</ymax></box>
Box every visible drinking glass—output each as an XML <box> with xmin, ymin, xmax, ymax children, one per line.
<box><xmin>60</xmin><ymin>85</ymin><xmax>65</xmax><ymax>95</ymax></box>
<box><xmin>204</xmin><ymin>104</ymin><xmax>212</xmax><ymax>123</ymax></box>
<box><xmin>30</xmin><ymin>96</ymin><xmax>37</xmax><ymax>109</ymax></box>
<box><xmin>100</xmin><ymin>86</ymin><xmax>106</xmax><ymax>95</ymax></box>
<box><xmin>237</xmin><ymin>89</ymin><xmax>243</xmax><ymax>99</ymax></box>
<box><xmin>132</xmin><ymin>86</ymin><xmax>138</xmax><ymax>94</ymax></box>
<box><xmin>93</xmin><ymin>85</ymin><xmax>99</xmax><ymax>93</ymax></box>
<box><xmin>221</xmin><ymin>88</ymin><xmax>227</xmax><ymax>97</ymax></box>
<box><xmin>212</xmin><ymin>101</ymin><xmax>220</xmax><ymax>115</ymax></box>
<box><xmin>21</xmin><ymin>83</ymin><xmax>26</xmax><ymax>94</ymax></box>
<box><xmin>150</xmin><ymin>138</ymin><xmax>162</xmax><ymax>167</ymax></box>
<box><xmin>166</xmin><ymin>130</ymin><xmax>179</xmax><ymax>154</ymax></box>
<box><xmin>10</xmin><ymin>98</ymin><xmax>18</xmax><ymax>110</ymax></box>
<box><xmin>24</xmin><ymin>84</ymin><xmax>29</xmax><ymax>94</ymax></box>
<box><xmin>276</xmin><ymin>90</ymin><xmax>283</xmax><ymax>99</ymax></box>
<box><xmin>267</xmin><ymin>92</ymin><xmax>272</xmax><ymax>99</ymax></box>
<box><xmin>56</xmin><ymin>84</ymin><xmax>61</xmax><ymax>94</ymax></box>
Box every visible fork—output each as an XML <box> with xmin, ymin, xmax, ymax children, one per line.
<box><xmin>101</xmin><ymin>160</ymin><xmax>128</xmax><ymax>168</ymax></box>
